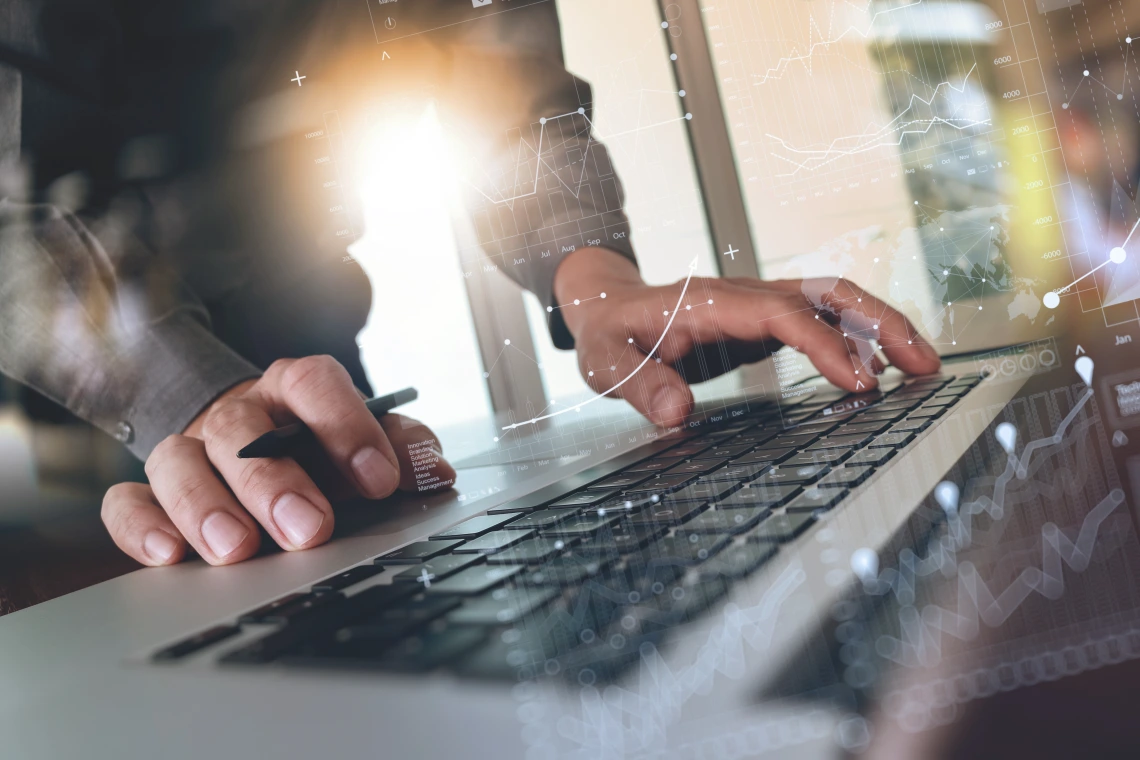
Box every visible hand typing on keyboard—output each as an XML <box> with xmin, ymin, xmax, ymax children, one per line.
<box><xmin>102</xmin><ymin>356</ymin><xmax>456</xmax><ymax>566</ymax></box>
<box><xmin>553</xmin><ymin>247</ymin><xmax>942</xmax><ymax>428</ymax></box>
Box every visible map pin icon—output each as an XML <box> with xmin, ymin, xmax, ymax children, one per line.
<box><xmin>996</xmin><ymin>422</ymin><xmax>1017</xmax><ymax>454</ymax></box>
<box><xmin>934</xmin><ymin>481</ymin><xmax>960</xmax><ymax>514</ymax></box>
<box><xmin>1075</xmin><ymin>355</ymin><xmax>1094</xmax><ymax>387</ymax></box>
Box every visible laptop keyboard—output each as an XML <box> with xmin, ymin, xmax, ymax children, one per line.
<box><xmin>153</xmin><ymin>372</ymin><xmax>984</xmax><ymax>682</ymax></box>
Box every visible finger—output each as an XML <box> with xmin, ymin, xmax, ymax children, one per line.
<box><xmin>259</xmin><ymin>356</ymin><xmax>401</xmax><ymax>500</ymax></box>
<box><xmin>766</xmin><ymin>279</ymin><xmax>941</xmax><ymax>375</ymax></box>
<box><xmin>579</xmin><ymin>333</ymin><xmax>693</xmax><ymax>428</ymax></box>
<box><xmin>144</xmin><ymin>435</ymin><xmax>261</xmax><ymax>565</ymax></box>
<box><xmin>201</xmin><ymin>398</ymin><xmax>335</xmax><ymax>551</ymax></box>
<box><xmin>379</xmin><ymin>415</ymin><xmax>458</xmax><ymax>493</ymax></box>
<box><xmin>101</xmin><ymin>482</ymin><xmax>188</xmax><ymax>566</ymax></box>
<box><xmin>709</xmin><ymin>284</ymin><xmax>872</xmax><ymax>392</ymax></box>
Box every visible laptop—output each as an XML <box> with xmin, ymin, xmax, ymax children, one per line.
<box><xmin>0</xmin><ymin>2</ymin><xmax>1088</xmax><ymax>757</ymax></box>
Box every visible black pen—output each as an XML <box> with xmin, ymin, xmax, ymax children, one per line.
<box><xmin>237</xmin><ymin>387</ymin><xmax>419</xmax><ymax>459</ymax></box>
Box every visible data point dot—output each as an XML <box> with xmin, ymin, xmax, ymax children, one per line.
<box><xmin>600</xmin><ymin>292</ymin><xmax>607</xmax><ymax>298</ymax></box>
<box><xmin>1110</xmin><ymin>246</ymin><xmax>1128</xmax><ymax>264</ymax></box>
<box><xmin>540</xmin><ymin>117</ymin><xmax>547</xmax><ymax>125</ymax></box>
<box><xmin>662</xmin><ymin>21</ymin><xmax>669</xmax><ymax>28</ymax></box>
<box><xmin>685</xmin><ymin>304</ymin><xmax>692</xmax><ymax>310</ymax></box>
<box><xmin>1043</xmin><ymin>291</ymin><xmax>1061</xmax><ymax>309</ymax></box>
<box><xmin>708</xmin><ymin>299</ymin><xmax>714</xmax><ymax>304</ymax></box>
<box><xmin>546</xmin><ymin>306</ymin><xmax>553</xmax><ymax>313</ymax></box>
<box><xmin>678</xmin><ymin>90</ymin><xmax>686</xmax><ymax>97</ymax></box>
<box><xmin>504</xmin><ymin>339</ymin><xmax>511</xmax><ymax>345</ymax></box>
<box><xmin>578</xmin><ymin>107</ymin><xmax>586</xmax><ymax>114</ymax></box>
<box><xmin>1084</xmin><ymin>70</ymin><xmax>1090</xmax><ymax>76</ymax></box>
<box><xmin>663</xmin><ymin>310</ymin><xmax>669</xmax><ymax>316</ymax></box>
<box><xmin>574</xmin><ymin>299</ymin><xmax>581</xmax><ymax>305</ymax></box>
<box><xmin>628</xmin><ymin>338</ymin><xmax>634</xmax><ymax>343</ymax></box>
<box><xmin>670</xmin><ymin>53</ymin><xmax>678</xmax><ymax>61</ymax></box>
<box><xmin>685</xmin><ymin>113</ymin><xmax>693</xmax><ymax>120</ymax></box>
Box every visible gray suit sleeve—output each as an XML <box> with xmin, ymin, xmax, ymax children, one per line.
<box><xmin>0</xmin><ymin>202</ymin><xmax>262</xmax><ymax>458</ymax></box>
<box><xmin>438</xmin><ymin>5</ymin><xmax>638</xmax><ymax>349</ymax></box>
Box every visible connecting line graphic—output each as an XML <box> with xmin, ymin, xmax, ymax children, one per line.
<box><xmin>468</xmin><ymin>109</ymin><xmax>689</xmax><ymax>208</ymax></box>
<box><xmin>1044</xmin><ymin>217</ymin><xmax>1136</xmax><ymax>309</ymax></box>
<box><xmin>856</xmin><ymin>385</ymin><xmax>1130</xmax><ymax>669</ymax></box>
<box><xmin>750</xmin><ymin>0</ymin><xmax>925</xmax><ymax>85</ymax></box>
<box><xmin>1062</xmin><ymin>45</ymin><xmax>1135</xmax><ymax>107</ymax></box>
<box><xmin>766</xmin><ymin>64</ymin><xmax>988</xmax><ymax>175</ymax></box>
<box><xmin>500</xmin><ymin>258</ymin><xmax>699</xmax><ymax>432</ymax></box>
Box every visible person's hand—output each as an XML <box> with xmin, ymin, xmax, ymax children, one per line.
<box><xmin>553</xmin><ymin>248</ymin><xmax>942</xmax><ymax>428</ymax></box>
<box><xmin>101</xmin><ymin>356</ymin><xmax>457</xmax><ymax>566</ymax></box>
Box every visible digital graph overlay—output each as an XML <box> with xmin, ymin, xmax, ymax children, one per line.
<box><xmin>500</xmin><ymin>258</ymin><xmax>699</xmax><ymax>432</ymax></box>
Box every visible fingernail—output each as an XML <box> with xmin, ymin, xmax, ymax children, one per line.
<box><xmin>351</xmin><ymin>446</ymin><xmax>400</xmax><ymax>497</ymax></box>
<box><xmin>272</xmin><ymin>493</ymin><xmax>326</xmax><ymax>547</ymax></box>
<box><xmin>143</xmin><ymin>530</ymin><xmax>179</xmax><ymax>564</ymax></box>
<box><xmin>650</xmin><ymin>387</ymin><xmax>688</xmax><ymax>427</ymax></box>
<box><xmin>870</xmin><ymin>356</ymin><xmax>886</xmax><ymax>376</ymax></box>
<box><xmin>201</xmin><ymin>512</ymin><xmax>250</xmax><ymax>559</ymax></box>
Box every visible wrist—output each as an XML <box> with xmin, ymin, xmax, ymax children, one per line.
<box><xmin>552</xmin><ymin>246</ymin><xmax>643</xmax><ymax>338</ymax></box>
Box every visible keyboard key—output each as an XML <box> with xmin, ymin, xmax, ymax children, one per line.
<box><xmin>816</xmin><ymin>466</ymin><xmax>873</xmax><ymax>488</ymax></box>
<box><xmin>378</xmin><ymin>540</ymin><xmax>465</xmax><ymax>565</ymax></box>
<box><xmin>425</xmin><ymin>564</ymin><xmax>523</xmax><ymax>596</ymax></box>
<box><xmin>681</xmin><ymin>506</ymin><xmax>771</xmax><ymax>535</ymax></box>
<box><xmin>785</xmin><ymin>487</ymin><xmax>848</xmax><ymax>513</ymax></box>
<box><xmin>312</xmin><ymin>565</ymin><xmax>386</xmax><ymax>593</ymax></box>
<box><xmin>908</xmin><ymin>407</ymin><xmax>947</xmax><ymax>420</ymax></box>
<box><xmin>699</xmin><ymin>543</ymin><xmax>778</xmax><ymax>580</ymax></box>
<box><xmin>502</xmin><ymin>509</ymin><xmax>577</xmax><ymax>531</ymax></box>
<box><xmin>790</xmin><ymin>420</ymin><xmax>841</xmax><ymax>435</ymax></box>
<box><xmin>486</xmin><ymin>493</ymin><xmax>560</xmax><ymax>514</ymax></box>
<box><xmin>624</xmin><ymin>473</ymin><xmax>698</xmax><ymax>494</ymax></box>
<box><xmin>748</xmin><ymin>513</ymin><xmax>816</xmax><ymax>543</ymax></box>
<box><xmin>625</xmin><ymin>457</ymin><xmax>684</xmax><ymax>473</ymax></box>
<box><xmin>577</xmin><ymin>525</ymin><xmax>668</xmax><ymax>554</ymax></box>
<box><xmin>626</xmin><ymin>500</ymin><xmax>709</xmax><ymax>526</ymax></box>
<box><xmin>715</xmin><ymin>483</ymin><xmax>801</xmax><ymax>508</ymax></box>
<box><xmin>485</xmin><ymin>538</ymin><xmax>569</xmax><ymax>566</ymax></box>
<box><xmin>548</xmin><ymin>489</ymin><xmax>622</xmax><ymax>509</ymax></box>
<box><xmin>240</xmin><ymin>593</ymin><xmax>342</xmax><ymax>625</ymax></box>
<box><xmin>378</xmin><ymin>623</ymin><xmax>491</xmax><ymax>672</ymax></box>
<box><xmin>920</xmin><ymin>398</ymin><xmax>957</xmax><ymax>409</ymax></box>
<box><xmin>153</xmin><ymin>625</ymin><xmax>240</xmax><ymax>661</ymax></box>
<box><xmin>544</xmin><ymin>512</ymin><xmax>622</xmax><ymax>536</ymax></box>
<box><xmin>222</xmin><ymin>584</ymin><xmax>418</xmax><ymax>664</ymax></box>
<box><xmin>587</xmin><ymin>472</ymin><xmax>652</xmax><ymax>490</ymax></box>
<box><xmin>522</xmin><ymin>554</ymin><xmax>613</xmax><ymax>586</ymax></box>
<box><xmin>665</xmin><ymin>442</ymin><xmax>714</xmax><ymax>458</ymax></box>
<box><xmin>754</xmin><ymin>464</ymin><xmax>829</xmax><ymax>486</ymax></box>
<box><xmin>857</xmin><ymin>410</ymin><xmax>907</xmax><ymax>423</ymax></box>
<box><xmin>838</xmin><ymin>420</ymin><xmax>893</xmax><ymax>435</ymax></box>
<box><xmin>653</xmin><ymin>534</ymin><xmax>731</xmax><ymax>564</ymax></box>
<box><xmin>891</xmin><ymin>419</ymin><xmax>932</xmax><ymax>434</ymax></box>
<box><xmin>374</xmin><ymin>595</ymin><xmax>462</xmax><ymax>628</ymax></box>
<box><xmin>845</xmin><ymin>447</ymin><xmax>895</xmax><ymax>467</ymax></box>
<box><xmin>782</xmin><ymin>449</ymin><xmax>852</xmax><ymax>466</ymax></box>
<box><xmin>665</xmin><ymin>458</ymin><xmax>730</xmax><ymax>476</ymax></box>
<box><xmin>808</xmin><ymin>433</ymin><xmax>872</xmax><ymax>450</ymax></box>
<box><xmin>452</xmin><ymin>530</ymin><xmax>533</xmax><ymax>554</ymax></box>
<box><xmin>431</xmin><ymin>514</ymin><xmax>519</xmax><ymax>540</ymax></box>
<box><xmin>667</xmin><ymin>479</ymin><xmax>741</xmax><ymax>503</ymax></box>
<box><xmin>730</xmin><ymin>431</ymin><xmax>780</xmax><ymax>446</ymax></box>
<box><xmin>702</xmin><ymin>444</ymin><xmax>755</xmax><ymax>459</ymax></box>
<box><xmin>756</xmin><ymin>434</ymin><xmax>818</xmax><ymax>450</ymax></box>
<box><xmin>867</xmin><ymin>432</ymin><xmax>915</xmax><ymax>448</ymax></box>
<box><xmin>699</xmin><ymin>462</ymin><xmax>771</xmax><ymax>483</ymax></box>
<box><xmin>449</xmin><ymin>587</ymin><xmax>560</xmax><ymax>626</ymax></box>
<box><xmin>731</xmin><ymin>448</ymin><xmax>796</xmax><ymax>466</ymax></box>
<box><xmin>394</xmin><ymin>553</ymin><xmax>483</xmax><ymax>583</ymax></box>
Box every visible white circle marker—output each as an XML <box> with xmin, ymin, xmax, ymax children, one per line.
<box><xmin>1111</xmin><ymin>246</ymin><xmax>1128</xmax><ymax>264</ymax></box>
<box><xmin>935</xmin><ymin>482</ymin><xmax>960</xmax><ymax>514</ymax></box>
<box><xmin>996</xmin><ymin>422</ymin><xmax>1018</xmax><ymax>455</ymax></box>
<box><xmin>1043</xmin><ymin>291</ymin><xmax>1060</xmax><ymax>309</ymax></box>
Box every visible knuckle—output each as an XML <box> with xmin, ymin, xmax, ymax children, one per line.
<box><xmin>145</xmin><ymin>435</ymin><xmax>200</xmax><ymax>480</ymax></box>
<box><xmin>201</xmin><ymin>398</ymin><xmax>251</xmax><ymax>441</ymax></box>
<box><xmin>280</xmin><ymin>355</ymin><xmax>347</xmax><ymax>397</ymax></box>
